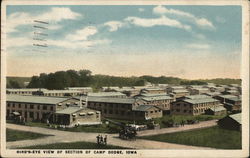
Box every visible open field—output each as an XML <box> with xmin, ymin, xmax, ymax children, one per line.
<box><xmin>24</xmin><ymin>121</ymin><xmax>121</xmax><ymax>133</ymax></box>
<box><xmin>140</xmin><ymin>126</ymin><xmax>241</xmax><ymax>149</ymax></box>
<box><xmin>153</xmin><ymin>114</ymin><xmax>226</xmax><ymax>128</ymax></box>
<box><xmin>6</xmin><ymin>129</ymin><xmax>52</xmax><ymax>142</ymax></box>
<box><xmin>8</xmin><ymin>114</ymin><xmax>224</xmax><ymax>134</ymax></box>
<box><xmin>18</xmin><ymin>141</ymin><xmax>130</xmax><ymax>149</ymax></box>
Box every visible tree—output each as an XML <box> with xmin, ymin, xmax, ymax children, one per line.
<box><xmin>7</xmin><ymin>80</ymin><xmax>21</xmax><ymax>88</ymax></box>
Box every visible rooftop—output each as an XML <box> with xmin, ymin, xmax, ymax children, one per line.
<box><xmin>217</xmin><ymin>95</ymin><xmax>241</xmax><ymax>101</ymax></box>
<box><xmin>41</xmin><ymin>89</ymin><xmax>82</xmax><ymax>93</ymax></box>
<box><xmin>7</xmin><ymin>88</ymin><xmax>47</xmax><ymax>92</ymax></box>
<box><xmin>66</xmin><ymin>87</ymin><xmax>92</xmax><ymax>90</ymax></box>
<box><xmin>185</xmin><ymin>95</ymin><xmax>211</xmax><ymax>100</ymax></box>
<box><xmin>141</xmin><ymin>95</ymin><xmax>173</xmax><ymax>101</ymax></box>
<box><xmin>229</xmin><ymin>113</ymin><xmax>241</xmax><ymax>124</ymax></box>
<box><xmin>203</xmin><ymin>92</ymin><xmax>221</xmax><ymax>96</ymax></box>
<box><xmin>7</xmin><ymin>95</ymin><xmax>69</xmax><ymax>105</ymax></box>
<box><xmin>88</xmin><ymin>92</ymin><xmax>126</xmax><ymax>97</ymax></box>
<box><xmin>184</xmin><ymin>98</ymin><xmax>219</xmax><ymax>104</ymax></box>
<box><xmin>173</xmin><ymin>89</ymin><xmax>189</xmax><ymax>93</ymax></box>
<box><xmin>133</xmin><ymin>105</ymin><xmax>159</xmax><ymax>111</ymax></box>
<box><xmin>168</xmin><ymin>86</ymin><xmax>185</xmax><ymax>89</ymax></box>
<box><xmin>139</xmin><ymin>93</ymin><xmax>167</xmax><ymax>97</ymax></box>
<box><xmin>75</xmin><ymin>96</ymin><xmax>136</xmax><ymax>104</ymax></box>
<box><xmin>209</xmin><ymin>106</ymin><xmax>226</xmax><ymax>112</ymax></box>
<box><xmin>56</xmin><ymin>106</ymin><xmax>83</xmax><ymax>114</ymax></box>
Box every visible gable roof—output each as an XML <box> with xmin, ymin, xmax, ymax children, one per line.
<box><xmin>56</xmin><ymin>107</ymin><xmax>83</xmax><ymax>114</ymax></box>
<box><xmin>7</xmin><ymin>95</ymin><xmax>70</xmax><ymax>105</ymax></box>
<box><xmin>74</xmin><ymin>96</ymin><xmax>135</xmax><ymax>104</ymax></box>
<box><xmin>208</xmin><ymin>106</ymin><xmax>226</xmax><ymax>112</ymax></box>
<box><xmin>88</xmin><ymin>92</ymin><xmax>126</xmax><ymax>97</ymax></box>
<box><xmin>185</xmin><ymin>95</ymin><xmax>211</xmax><ymax>100</ymax></box>
<box><xmin>184</xmin><ymin>98</ymin><xmax>219</xmax><ymax>104</ymax></box>
<box><xmin>141</xmin><ymin>96</ymin><xmax>173</xmax><ymax>101</ymax></box>
<box><xmin>229</xmin><ymin>113</ymin><xmax>241</xmax><ymax>124</ymax></box>
<box><xmin>133</xmin><ymin>105</ymin><xmax>160</xmax><ymax>111</ymax></box>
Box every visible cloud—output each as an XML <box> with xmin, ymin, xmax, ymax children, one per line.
<box><xmin>7</xmin><ymin>25</ymin><xmax>110</xmax><ymax>50</ymax></box>
<box><xmin>138</xmin><ymin>8</ymin><xmax>145</xmax><ymax>12</ymax></box>
<box><xmin>66</xmin><ymin>26</ymin><xmax>98</xmax><ymax>41</ymax></box>
<box><xmin>125</xmin><ymin>16</ymin><xmax>191</xmax><ymax>31</ymax></box>
<box><xmin>185</xmin><ymin>43</ymin><xmax>210</xmax><ymax>49</ymax></box>
<box><xmin>37</xmin><ymin>7</ymin><xmax>81</xmax><ymax>22</ymax></box>
<box><xmin>215</xmin><ymin>16</ymin><xmax>226</xmax><ymax>23</ymax></box>
<box><xmin>6</xmin><ymin>7</ymin><xmax>81</xmax><ymax>33</ymax></box>
<box><xmin>104</xmin><ymin>21</ymin><xmax>124</xmax><ymax>32</ymax></box>
<box><xmin>153</xmin><ymin>5</ymin><xmax>215</xmax><ymax>30</ymax></box>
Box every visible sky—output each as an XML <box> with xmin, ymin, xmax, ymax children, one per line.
<box><xmin>5</xmin><ymin>5</ymin><xmax>242</xmax><ymax>79</ymax></box>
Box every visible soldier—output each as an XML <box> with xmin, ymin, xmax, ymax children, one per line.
<box><xmin>100</xmin><ymin>135</ymin><xmax>103</xmax><ymax>144</ymax></box>
<box><xmin>96</xmin><ymin>134</ymin><xmax>100</xmax><ymax>144</ymax></box>
<box><xmin>104</xmin><ymin>135</ymin><xmax>107</xmax><ymax>145</ymax></box>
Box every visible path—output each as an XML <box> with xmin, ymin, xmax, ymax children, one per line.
<box><xmin>6</xmin><ymin>123</ymin><xmax>215</xmax><ymax>149</ymax></box>
<box><xmin>137</xmin><ymin>120</ymin><xmax>217</xmax><ymax>136</ymax></box>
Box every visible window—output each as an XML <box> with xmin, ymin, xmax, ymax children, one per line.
<box><xmin>25</xmin><ymin>104</ymin><xmax>27</xmax><ymax>109</ymax></box>
<box><xmin>29</xmin><ymin>112</ymin><xmax>34</xmax><ymax>118</ymax></box>
<box><xmin>115</xmin><ymin>110</ymin><xmax>118</xmax><ymax>114</ymax></box>
<box><xmin>7</xmin><ymin>103</ymin><xmax>10</xmax><ymax>107</ymax></box>
<box><xmin>176</xmin><ymin>109</ymin><xmax>180</xmax><ymax>112</ymax></box>
<box><xmin>30</xmin><ymin>104</ymin><xmax>34</xmax><ymax>109</ymax></box>
<box><xmin>18</xmin><ymin>104</ymin><xmax>21</xmax><ymax>108</ymax></box>
<box><xmin>12</xmin><ymin>104</ymin><xmax>15</xmax><ymax>108</ymax></box>
<box><xmin>150</xmin><ymin>111</ymin><xmax>153</xmax><ymax>113</ymax></box>
<box><xmin>184</xmin><ymin>110</ymin><xmax>187</xmax><ymax>113</ymax></box>
<box><xmin>37</xmin><ymin>105</ymin><xmax>40</xmax><ymax>110</ymax></box>
<box><xmin>155</xmin><ymin>110</ymin><xmax>158</xmax><ymax>113</ymax></box>
<box><xmin>121</xmin><ymin>111</ymin><xmax>125</xmax><ymax>115</ymax></box>
<box><xmin>43</xmin><ymin>105</ymin><xmax>47</xmax><ymax>110</ymax></box>
<box><xmin>104</xmin><ymin>109</ymin><xmax>107</xmax><ymax>114</ymax></box>
<box><xmin>50</xmin><ymin>106</ymin><xmax>53</xmax><ymax>111</ymax></box>
<box><xmin>109</xmin><ymin>110</ymin><xmax>113</xmax><ymax>114</ymax></box>
<box><xmin>109</xmin><ymin>104</ymin><xmax>113</xmax><ymax>108</ymax></box>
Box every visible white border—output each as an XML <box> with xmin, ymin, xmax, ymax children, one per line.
<box><xmin>1</xmin><ymin>0</ymin><xmax>249</xmax><ymax>157</ymax></box>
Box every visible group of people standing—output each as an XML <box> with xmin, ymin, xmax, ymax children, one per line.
<box><xmin>96</xmin><ymin>135</ymin><xmax>107</xmax><ymax>145</ymax></box>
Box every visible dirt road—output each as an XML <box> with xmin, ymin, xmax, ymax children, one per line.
<box><xmin>6</xmin><ymin>122</ymin><xmax>216</xmax><ymax>149</ymax></box>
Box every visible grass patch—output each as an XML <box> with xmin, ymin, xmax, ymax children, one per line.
<box><xmin>19</xmin><ymin>141</ymin><xmax>130</xmax><ymax>149</ymax></box>
<box><xmin>24</xmin><ymin>121</ymin><xmax>121</xmax><ymax>133</ymax></box>
<box><xmin>6</xmin><ymin>129</ymin><xmax>52</xmax><ymax>142</ymax></box>
<box><xmin>153</xmin><ymin>114</ymin><xmax>226</xmax><ymax>128</ymax></box>
<box><xmin>140</xmin><ymin>126</ymin><xmax>241</xmax><ymax>149</ymax></box>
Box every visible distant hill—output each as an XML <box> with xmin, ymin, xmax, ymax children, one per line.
<box><xmin>199</xmin><ymin>78</ymin><xmax>241</xmax><ymax>85</ymax></box>
<box><xmin>7</xmin><ymin>77</ymin><xmax>31</xmax><ymax>88</ymax></box>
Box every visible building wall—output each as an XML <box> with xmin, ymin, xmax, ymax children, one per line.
<box><xmin>144</xmin><ymin>107</ymin><xmax>163</xmax><ymax>120</ymax></box>
<box><xmin>172</xmin><ymin>92</ymin><xmax>189</xmax><ymax>98</ymax></box>
<box><xmin>7</xmin><ymin>91</ymin><xmax>34</xmax><ymax>95</ymax></box>
<box><xmin>171</xmin><ymin>101</ymin><xmax>221</xmax><ymax>116</ymax></box>
<box><xmin>6</xmin><ymin>101</ymin><xmax>55</xmax><ymax>122</ymax></box>
<box><xmin>88</xmin><ymin>101</ymin><xmax>135</xmax><ymax>120</ymax></box>
<box><xmin>141</xmin><ymin>99</ymin><xmax>174</xmax><ymax>111</ymax></box>
<box><xmin>55</xmin><ymin>109</ymin><xmax>101</xmax><ymax>126</ymax></box>
<box><xmin>87</xmin><ymin>101</ymin><xmax>162</xmax><ymax>120</ymax></box>
<box><xmin>6</xmin><ymin>98</ymin><xmax>79</xmax><ymax>122</ymax></box>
